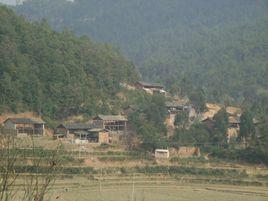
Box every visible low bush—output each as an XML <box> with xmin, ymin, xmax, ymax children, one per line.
<box><xmin>134</xmin><ymin>166</ymin><xmax>247</xmax><ymax>178</ymax></box>
<box><xmin>204</xmin><ymin>147</ymin><xmax>268</xmax><ymax>165</ymax></box>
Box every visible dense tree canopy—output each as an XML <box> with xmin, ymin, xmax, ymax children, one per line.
<box><xmin>13</xmin><ymin>0</ymin><xmax>268</xmax><ymax>107</ymax></box>
<box><xmin>128</xmin><ymin>93</ymin><xmax>167</xmax><ymax>151</ymax></box>
<box><xmin>0</xmin><ymin>6</ymin><xmax>138</xmax><ymax>119</ymax></box>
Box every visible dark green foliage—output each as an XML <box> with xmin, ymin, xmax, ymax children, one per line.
<box><xmin>13</xmin><ymin>0</ymin><xmax>268</xmax><ymax>105</ymax></box>
<box><xmin>253</xmin><ymin>118</ymin><xmax>268</xmax><ymax>160</ymax></box>
<box><xmin>213</xmin><ymin>108</ymin><xmax>229</xmax><ymax>145</ymax></box>
<box><xmin>205</xmin><ymin>146</ymin><xmax>268</xmax><ymax>165</ymax></box>
<box><xmin>173</xmin><ymin>124</ymin><xmax>211</xmax><ymax>147</ymax></box>
<box><xmin>97</xmin><ymin>151</ymin><xmax>152</xmax><ymax>162</ymax></box>
<box><xmin>0</xmin><ymin>6</ymin><xmax>138</xmax><ymax>119</ymax></box>
<box><xmin>239</xmin><ymin>109</ymin><xmax>255</xmax><ymax>146</ymax></box>
<box><xmin>128</xmin><ymin>94</ymin><xmax>167</xmax><ymax>151</ymax></box>
<box><xmin>5</xmin><ymin>165</ymin><xmax>245</xmax><ymax>178</ymax></box>
<box><xmin>99</xmin><ymin>143</ymin><xmax>111</xmax><ymax>149</ymax></box>
<box><xmin>141</xmin><ymin>94</ymin><xmax>167</xmax><ymax>126</ymax></box>
<box><xmin>258</xmin><ymin>121</ymin><xmax>268</xmax><ymax>155</ymax></box>
<box><xmin>135</xmin><ymin>166</ymin><xmax>245</xmax><ymax>178</ymax></box>
<box><xmin>189</xmin><ymin>89</ymin><xmax>206</xmax><ymax>113</ymax></box>
<box><xmin>174</xmin><ymin>110</ymin><xmax>189</xmax><ymax>128</ymax></box>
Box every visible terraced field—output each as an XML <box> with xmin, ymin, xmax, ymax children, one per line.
<box><xmin>7</xmin><ymin>137</ymin><xmax>268</xmax><ymax>200</ymax></box>
<box><xmin>46</xmin><ymin>175</ymin><xmax>268</xmax><ymax>201</ymax></box>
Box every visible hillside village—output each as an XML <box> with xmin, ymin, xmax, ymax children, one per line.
<box><xmin>0</xmin><ymin>2</ymin><xmax>267</xmax><ymax>200</ymax></box>
<box><xmin>0</xmin><ymin>80</ymin><xmax>258</xmax><ymax>160</ymax></box>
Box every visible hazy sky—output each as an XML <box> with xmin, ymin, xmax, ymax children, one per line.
<box><xmin>0</xmin><ymin>0</ymin><xmax>17</xmax><ymax>5</ymax></box>
<box><xmin>0</xmin><ymin>0</ymin><xmax>73</xmax><ymax>5</ymax></box>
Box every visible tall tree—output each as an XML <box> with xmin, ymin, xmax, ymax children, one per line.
<box><xmin>174</xmin><ymin>110</ymin><xmax>189</xmax><ymax>129</ymax></box>
<box><xmin>239</xmin><ymin>109</ymin><xmax>255</xmax><ymax>147</ymax></box>
<box><xmin>189</xmin><ymin>89</ymin><xmax>206</xmax><ymax>113</ymax></box>
<box><xmin>213</xmin><ymin>108</ymin><xmax>229</xmax><ymax>146</ymax></box>
<box><xmin>257</xmin><ymin>119</ymin><xmax>268</xmax><ymax>157</ymax></box>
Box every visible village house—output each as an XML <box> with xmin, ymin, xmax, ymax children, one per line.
<box><xmin>87</xmin><ymin>128</ymin><xmax>109</xmax><ymax>144</ymax></box>
<box><xmin>199</xmin><ymin>104</ymin><xmax>243</xmax><ymax>142</ymax></box>
<box><xmin>206</xmin><ymin>103</ymin><xmax>222</xmax><ymax>113</ymax></box>
<box><xmin>73</xmin><ymin>128</ymin><xmax>109</xmax><ymax>144</ymax></box>
<box><xmin>200</xmin><ymin>103</ymin><xmax>222</xmax><ymax>122</ymax></box>
<box><xmin>226</xmin><ymin>106</ymin><xmax>242</xmax><ymax>116</ymax></box>
<box><xmin>228</xmin><ymin>116</ymin><xmax>240</xmax><ymax>129</ymax></box>
<box><xmin>93</xmin><ymin>115</ymin><xmax>128</xmax><ymax>132</ymax></box>
<box><xmin>3</xmin><ymin>118</ymin><xmax>45</xmax><ymax>136</ymax></box>
<box><xmin>166</xmin><ymin>100</ymin><xmax>190</xmax><ymax>114</ymax></box>
<box><xmin>135</xmin><ymin>81</ymin><xmax>166</xmax><ymax>95</ymax></box>
<box><xmin>55</xmin><ymin>123</ymin><xmax>109</xmax><ymax>144</ymax></box>
<box><xmin>54</xmin><ymin>123</ymin><xmax>92</xmax><ymax>138</ymax></box>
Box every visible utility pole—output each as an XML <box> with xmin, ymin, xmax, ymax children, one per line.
<box><xmin>99</xmin><ymin>168</ymin><xmax>103</xmax><ymax>201</ymax></box>
<box><xmin>78</xmin><ymin>144</ymin><xmax>80</xmax><ymax>158</ymax></box>
<box><xmin>131</xmin><ymin>174</ymin><xmax>135</xmax><ymax>201</ymax></box>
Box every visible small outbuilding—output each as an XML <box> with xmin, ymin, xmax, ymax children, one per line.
<box><xmin>87</xmin><ymin>128</ymin><xmax>109</xmax><ymax>144</ymax></box>
<box><xmin>135</xmin><ymin>81</ymin><xmax>166</xmax><ymax>95</ymax></box>
<box><xmin>73</xmin><ymin>129</ymin><xmax>109</xmax><ymax>144</ymax></box>
<box><xmin>135</xmin><ymin>81</ymin><xmax>164</xmax><ymax>90</ymax></box>
<box><xmin>55</xmin><ymin>123</ymin><xmax>92</xmax><ymax>138</ymax></box>
<box><xmin>155</xmin><ymin>149</ymin><xmax>170</xmax><ymax>159</ymax></box>
<box><xmin>166</xmin><ymin>100</ymin><xmax>190</xmax><ymax>113</ymax></box>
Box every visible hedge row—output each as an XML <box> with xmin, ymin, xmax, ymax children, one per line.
<box><xmin>0</xmin><ymin>165</ymin><xmax>247</xmax><ymax>178</ymax></box>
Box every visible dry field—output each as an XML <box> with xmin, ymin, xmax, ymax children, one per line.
<box><xmin>9</xmin><ymin>167</ymin><xmax>268</xmax><ymax>201</ymax></box>
<box><xmin>11</xmin><ymin>174</ymin><xmax>268</xmax><ymax>201</ymax></box>
<box><xmin>9</xmin><ymin>136</ymin><xmax>268</xmax><ymax>201</ymax></box>
<box><xmin>48</xmin><ymin>181</ymin><xmax>268</xmax><ymax>201</ymax></box>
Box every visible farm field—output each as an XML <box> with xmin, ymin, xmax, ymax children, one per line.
<box><xmin>6</xmin><ymin>136</ymin><xmax>268</xmax><ymax>201</ymax></box>
<box><xmin>11</xmin><ymin>174</ymin><xmax>268</xmax><ymax>201</ymax></box>
<box><xmin>47</xmin><ymin>180</ymin><xmax>268</xmax><ymax>201</ymax></box>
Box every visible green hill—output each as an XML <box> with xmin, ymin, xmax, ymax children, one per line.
<box><xmin>0</xmin><ymin>5</ymin><xmax>138</xmax><ymax>119</ymax></box>
<box><xmin>13</xmin><ymin>0</ymin><xmax>268</xmax><ymax>107</ymax></box>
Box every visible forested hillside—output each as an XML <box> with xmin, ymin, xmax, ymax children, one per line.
<box><xmin>0</xmin><ymin>5</ymin><xmax>138</xmax><ymax>119</ymax></box>
<box><xmin>13</xmin><ymin>0</ymin><xmax>268</xmax><ymax>108</ymax></box>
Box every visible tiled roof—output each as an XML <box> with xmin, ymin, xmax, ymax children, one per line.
<box><xmin>137</xmin><ymin>81</ymin><xmax>163</xmax><ymax>88</ymax></box>
<box><xmin>201</xmin><ymin>110</ymin><xmax>217</xmax><ymax>121</ymax></box>
<box><xmin>94</xmin><ymin>115</ymin><xmax>128</xmax><ymax>121</ymax></box>
<box><xmin>206</xmin><ymin>103</ymin><xmax>222</xmax><ymax>113</ymax></box>
<box><xmin>226</xmin><ymin>107</ymin><xmax>242</xmax><ymax>116</ymax></box>
<box><xmin>60</xmin><ymin>123</ymin><xmax>92</xmax><ymax>130</ymax></box>
<box><xmin>5</xmin><ymin>118</ymin><xmax>45</xmax><ymax>124</ymax></box>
